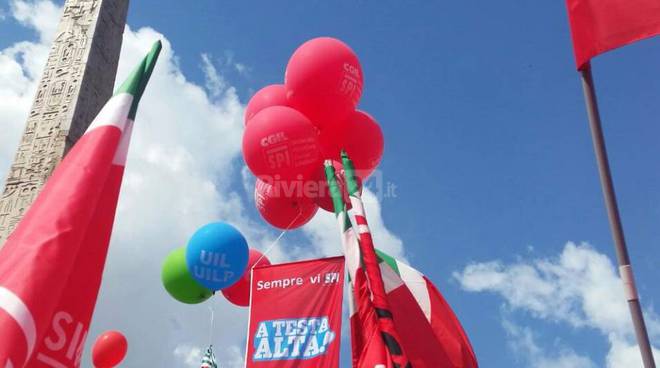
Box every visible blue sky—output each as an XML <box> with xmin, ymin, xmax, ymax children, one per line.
<box><xmin>1</xmin><ymin>0</ymin><xmax>660</xmax><ymax>367</ymax></box>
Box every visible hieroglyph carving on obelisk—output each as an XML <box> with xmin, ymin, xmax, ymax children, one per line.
<box><xmin>0</xmin><ymin>0</ymin><xmax>129</xmax><ymax>247</ymax></box>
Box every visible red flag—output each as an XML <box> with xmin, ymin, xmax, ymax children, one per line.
<box><xmin>350</xmin><ymin>269</ymin><xmax>393</xmax><ymax>368</ymax></box>
<box><xmin>245</xmin><ymin>257</ymin><xmax>344</xmax><ymax>368</ymax></box>
<box><xmin>0</xmin><ymin>42</ymin><xmax>160</xmax><ymax>368</ymax></box>
<box><xmin>27</xmin><ymin>125</ymin><xmax>131</xmax><ymax>368</ymax></box>
<box><xmin>566</xmin><ymin>0</ymin><xmax>660</xmax><ymax>69</ymax></box>
<box><xmin>378</xmin><ymin>250</ymin><xmax>478</xmax><ymax>368</ymax></box>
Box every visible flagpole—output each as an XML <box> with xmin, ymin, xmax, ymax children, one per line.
<box><xmin>580</xmin><ymin>62</ymin><xmax>656</xmax><ymax>368</ymax></box>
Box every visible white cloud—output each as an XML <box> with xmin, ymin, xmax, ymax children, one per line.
<box><xmin>173</xmin><ymin>344</ymin><xmax>202</xmax><ymax>367</ymax></box>
<box><xmin>0</xmin><ymin>1</ymin><xmax>57</xmax><ymax>181</ymax></box>
<box><xmin>0</xmin><ymin>1</ymin><xmax>407</xmax><ymax>366</ymax></box>
<box><xmin>234</xmin><ymin>62</ymin><xmax>249</xmax><ymax>76</ymax></box>
<box><xmin>200</xmin><ymin>53</ymin><xmax>228</xmax><ymax>99</ymax></box>
<box><xmin>221</xmin><ymin>49</ymin><xmax>251</xmax><ymax>78</ymax></box>
<box><xmin>454</xmin><ymin>242</ymin><xmax>660</xmax><ymax>367</ymax></box>
<box><xmin>502</xmin><ymin>318</ymin><xmax>596</xmax><ymax>368</ymax></box>
<box><xmin>10</xmin><ymin>0</ymin><xmax>60</xmax><ymax>43</ymax></box>
<box><xmin>200</xmin><ymin>51</ymin><xmax>251</xmax><ymax>99</ymax></box>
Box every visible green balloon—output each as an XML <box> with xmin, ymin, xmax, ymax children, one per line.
<box><xmin>162</xmin><ymin>247</ymin><xmax>213</xmax><ymax>304</ymax></box>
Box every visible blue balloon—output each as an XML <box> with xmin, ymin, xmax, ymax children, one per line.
<box><xmin>185</xmin><ymin>222</ymin><xmax>249</xmax><ymax>291</ymax></box>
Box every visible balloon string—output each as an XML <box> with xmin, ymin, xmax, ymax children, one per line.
<box><xmin>208</xmin><ymin>304</ymin><xmax>215</xmax><ymax>345</ymax></box>
<box><xmin>253</xmin><ymin>208</ymin><xmax>303</xmax><ymax>269</ymax></box>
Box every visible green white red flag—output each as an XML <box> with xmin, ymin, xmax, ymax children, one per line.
<box><xmin>328</xmin><ymin>152</ymin><xmax>479</xmax><ymax>368</ymax></box>
<box><xmin>340</xmin><ymin>152</ymin><xmax>411</xmax><ymax>368</ymax></box>
<box><xmin>0</xmin><ymin>41</ymin><xmax>161</xmax><ymax>368</ymax></box>
<box><xmin>375</xmin><ymin>249</ymin><xmax>478</xmax><ymax>368</ymax></box>
<box><xmin>324</xmin><ymin>161</ymin><xmax>390</xmax><ymax>368</ymax></box>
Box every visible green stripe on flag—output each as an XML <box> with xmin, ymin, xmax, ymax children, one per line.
<box><xmin>341</xmin><ymin>150</ymin><xmax>360</xmax><ymax>196</ymax></box>
<box><xmin>375</xmin><ymin>249</ymin><xmax>400</xmax><ymax>276</ymax></box>
<box><xmin>115</xmin><ymin>40</ymin><xmax>162</xmax><ymax>120</ymax></box>
<box><xmin>324</xmin><ymin>160</ymin><xmax>346</xmax><ymax>215</ymax></box>
<box><xmin>342</xmin><ymin>212</ymin><xmax>352</xmax><ymax>232</ymax></box>
<box><xmin>114</xmin><ymin>56</ymin><xmax>146</xmax><ymax>97</ymax></box>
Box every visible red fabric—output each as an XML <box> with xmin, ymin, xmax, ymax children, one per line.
<box><xmin>28</xmin><ymin>164</ymin><xmax>125</xmax><ymax>367</ymax></box>
<box><xmin>246</xmin><ymin>257</ymin><xmax>345</xmax><ymax>368</ymax></box>
<box><xmin>387</xmin><ymin>285</ymin><xmax>457</xmax><ymax>368</ymax></box>
<box><xmin>425</xmin><ymin>277</ymin><xmax>478</xmax><ymax>368</ymax></box>
<box><xmin>566</xmin><ymin>0</ymin><xmax>660</xmax><ymax>69</ymax></box>
<box><xmin>354</xmin><ymin>215</ymin><xmax>411</xmax><ymax>368</ymax></box>
<box><xmin>0</xmin><ymin>126</ymin><xmax>122</xmax><ymax>367</ymax></box>
<box><xmin>351</xmin><ymin>269</ymin><xmax>392</xmax><ymax>368</ymax></box>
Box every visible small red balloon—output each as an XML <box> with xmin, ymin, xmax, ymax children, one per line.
<box><xmin>92</xmin><ymin>331</ymin><xmax>127</xmax><ymax>368</ymax></box>
<box><xmin>320</xmin><ymin>110</ymin><xmax>384</xmax><ymax>179</ymax></box>
<box><xmin>255</xmin><ymin>179</ymin><xmax>318</xmax><ymax>229</ymax></box>
<box><xmin>244</xmin><ymin>84</ymin><xmax>288</xmax><ymax>125</ymax></box>
<box><xmin>222</xmin><ymin>248</ymin><xmax>271</xmax><ymax>307</ymax></box>
<box><xmin>313</xmin><ymin>161</ymin><xmax>362</xmax><ymax>212</ymax></box>
<box><xmin>243</xmin><ymin>106</ymin><xmax>322</xmax><ymax>182</ymax></box>
<box><xmin>285</xmin><ymin>37</ymin><xmax>363</xmax><ymax>129</ymax></box>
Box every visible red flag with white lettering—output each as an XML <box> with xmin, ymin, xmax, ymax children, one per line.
<box><xmin>566</xmin><ymin>0</ymin><xmax>660</xmax><ymax>69</ymax></box>
<box><xmin>0</xmin><ymin>42</ymin><xmax>160</xmax><ymax>368</ymax></box>
<box><xmin>245</xmin><ymin>257</ymin><xmax>344</xmax><ymax>368</ymax></box>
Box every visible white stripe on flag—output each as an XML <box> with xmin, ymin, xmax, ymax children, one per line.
<box><xmin>380</xmin><ymin>263</ymin><xmax>404</xmax><ymax>293</ymax></box>
<box><xmin>0</xmin><ymin>287</ymin><xmax>36</xmax><ymax>360</ymax></box>
<box><xmin>348</xmin><ymin>282</ymin><xmax>357</xmax><ymax>317</ymax></box>
<box><xmin>86</xmin><ymin>93</ymin><xmax>133</xmax><ymax>134</ymax></box>
<box><xmin>349</xmin><ymin>195</ymin><xmax>365</xmax><ymax>216</ymax></box>
<box><xmin>397</xmin><ymin>261</ymin><xmax>432</xmax><ymax>321</ymax></box>
<box><xmin>339</xmin><ymin>215</ymin><xmax>361</xmax><ymax>280</ymax></box>
<box><xmin>356</xmin><ymin>224</ymin><xmax>370</xmax><ymax>234</ymax></box>
<box><xmin>112</xmin><ymin>119</ymin><xmax>134</xmax><ymax>165</ymax></box>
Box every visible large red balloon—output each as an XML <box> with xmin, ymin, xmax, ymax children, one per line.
<box><xmin>243</xmin><ymin>106</ymin><xmax>322</xmax><ymax>182</ymax></box>
<box><xmin>320</xmin><ymin>110</ymin><xmax>384</xmax><ymax>179</ymax></box>
<box><xmin>92</xmin><ymin>331</ymin><xmax>127</xmax><ymax>368</ymax></box>
<box><xmin>222</xmin><ymin>248</ymin><xmax>271</xmax><ymax>307</ymax></box>
<box><xmin>244</xmin><ymin>84</ymin><xmax>288</xmax><ymax>125</ymax></box>
<box><xmin>285</xmin><ymin>37</ymin><xmax>363</xmax><ymax>129</ymax></box>
<box><xmin>313</xmin><ymin>160</ymin><xmax>362</xmax><ymax>212</ymax></box>
<box><xmin>255</xmin><ymin>179</ymin><xmax>318</xmax><ymax>229</ymax></box>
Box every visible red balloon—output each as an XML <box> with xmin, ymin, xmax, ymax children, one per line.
<box><xmin>92</xmin><ymin>331</ymin><xmax>127</xmax><ymax>368</ymax></box>
<box><xmin>313</xmin><ymin>161</ymin><xmax>362</xmax><ymax>212</ymax></box>
<box><xmin>244</xmin><ymin>84</ymin><xmax>288</xmax><ymax>125</ymax></box>
<box><xmin>285</xmin><ymin>37</ymin><xmax>363</xmax><ymax>129</ymax></box>
<box><xmin>255</xmin><ymin>179</ymin><xmax>318</xmax><ymax>229</ymax></box>
<box><xmin>243</xmin><ymin>106</ymin><xmax>322</xmax><ymax>182</ymax></box>
<box><xmin>320</xmin><ymin>110</ymin><xmax>384</xmax><ymax>179</ymax></box>
<box><xmin>222</xmin><ymin>248</ymin><xmax>271</xmax><ymax>307</ymax></box>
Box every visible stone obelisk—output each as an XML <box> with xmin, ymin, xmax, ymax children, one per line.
<box><xmin>0</xmin><ymin>0</ymin><xmax>129</xmax><ymax>247</ymax></box>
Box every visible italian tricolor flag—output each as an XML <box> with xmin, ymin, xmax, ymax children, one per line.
<box><xmin>326</xmin><ymin>153</ymin><xmax>478</xmax><ymax>368</ymax></box>
<box><xmin>0</xmin><ymin>41</ymin><xmax>161</xmax><ymax>368</ymax></box>
<box><xmin>324</xmin><ymin>161</ymin><xmax>390</xmax><ymax>368</ymax></box>
<box><xmin>375</xmin><ymin>249</ymin><xmax>478</xmax><ymax>368</ymax></box>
